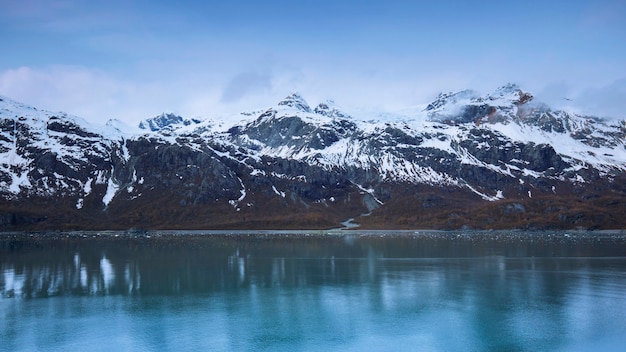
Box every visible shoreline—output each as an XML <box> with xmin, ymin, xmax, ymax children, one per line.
<box><xmin>3</xmin><ymin>229</ymin><xmax>625</xmax><ymax>259</ymax></box>
<box><xmin>1</xmin><ymin>228</ymin><xmax>625</xmax><ymax>239</ymax></box>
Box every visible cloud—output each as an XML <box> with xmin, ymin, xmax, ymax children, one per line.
<box><xmin>2</xmin><ymin>63</ymin><xmax>625</xmax><ymax>130</ymax></box>
<box><xmin>0</xmin><ymin>66</ymin><xmax>169</xmax><ymax>124</ymax></box>
<box><xmin>0</xmin><ymin>66</ymin><xmax>118</xmax><ymax>110</ymax></box>
<box><xmin>0</xmin><ymin>65</ymin><xmax>271</xmax><ymax>125</ymax></box>
<box><xmin>533</xmin><ymin>78</ymin><xmax>626</xmax><ymax>120</ymax></box>
<box><xmin>579</xmin><ymin>0</ymin><xmax>626</xmax><ymax>32</ymax></box>
<box><xmin>534</xmin><ymin>82</ymin><xmax>575</xmax><ymax>107</ymax></box>
<box><xmin>220</xmin><ymin>71</ymin><xmax>272</xmax><ymax>103</ymax></box>
<box><xmin>576</xmin><ymin>78</ymin><xmax>626</xmax><ymax>119</ymax></box>
<box><xmin>1</xmin><ymin>0</ymin><xmax>145</xmax><ymax>36</ymax></box>
<box><xmin>1</xmin><ymin>0</ymin><xmax>71</xmax><ymax>18</ymax></box>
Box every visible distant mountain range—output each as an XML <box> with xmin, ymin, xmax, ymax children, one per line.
<box><xmin>1</xmin><ymin>84</ymin><xmax>625</xmax><ymax>230</ymax></box>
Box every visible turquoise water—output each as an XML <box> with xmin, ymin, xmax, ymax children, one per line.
<box><xmin>1</xmin><ymin>232</ymin><xmax>626</xmax><ymax>351</ymax></box>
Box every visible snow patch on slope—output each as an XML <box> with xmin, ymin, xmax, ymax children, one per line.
<box><xmin>102</xmin><ymin>175</ymin><xmax>119</xmax><ymax>206</ymax></box>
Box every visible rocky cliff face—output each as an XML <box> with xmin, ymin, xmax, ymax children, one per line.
<box><xmin>0</xmin><ymin>85</ymin><xmax>624</xmax><ymax>230</ymax></box>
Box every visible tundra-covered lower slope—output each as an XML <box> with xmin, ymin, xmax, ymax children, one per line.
<box><xmin>1</xmin><ymin>84</ymin><xmax>625</xmax><ymax>230</ymax></box>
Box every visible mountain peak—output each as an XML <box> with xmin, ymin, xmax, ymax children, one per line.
<box><xmin>0</xmin><ymin>92</ymin><xmax>625</xmax><ymax>230</ymax></box>
<box><xmin>424</xmin><ymin>84</ymin><xmax>538</xmax><ymax>124</ymax></box>
<box><xmin>494</xmin><ymin>83</ymin><xmax>521</xmax><ymax>94</ymax></box>
<box><xmin>277</xmin><ymin>93</ymin><xmax>311</xmax><ymax>113</ymax></box>
<box><xmin>488</xmin><ymin>83</ymin><xmax>533</xmax><ymax>106</ymax></box>
<box><xmin>138</xmin><ymin>113</ymin><xmax>202</xmax><ymax>133</ymax></box>
<box><xmin>138</xmin><ymin>113</ymin><xmax>184</xmax><ymax>131</ymax></box>
<box><xmin>425</xmin><ymin>90</ymin><xmax>480</xmax><ymax>112</ymax></box>
<box><xmin>314</xmin><ymin>100</ymin><xmax>351</xmax><ymax>119</ymax></box>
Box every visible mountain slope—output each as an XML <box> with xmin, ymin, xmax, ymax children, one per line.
<box><xmin>0</xmin><ymin>85</ymin><xmax>624</xmax><ymax>230</ymax></box>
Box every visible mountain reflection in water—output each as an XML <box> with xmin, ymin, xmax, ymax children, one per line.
<box><xmin>1</xmin><ymin>231</ymin><xmax>626</xmax><ymax>351</ymax></box>
<box><xmin>2</xmin><ymin>231</ymin><xmax>625</xmax><ymax>298</ymax></box>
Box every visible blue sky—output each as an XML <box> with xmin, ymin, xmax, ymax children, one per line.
<box><xmin>1</xmin><ymin>0</ymin><xmax>625</xmax><ymax>124</ymax></box>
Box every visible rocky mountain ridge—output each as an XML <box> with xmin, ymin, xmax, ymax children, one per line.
<box><xmin>1</xmin><ymin>84</ymin><xmax>625</xmax><ymax>230</ymax></box>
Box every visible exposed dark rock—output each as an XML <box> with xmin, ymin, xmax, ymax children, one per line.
<box><xmin>277</xmin><ymin>93</ymin><xmax>311</xmax><ymax>112</ymax></box>
<box><xmin>0</xmin><ymin>89</ymin><xmax>624</xmax><ymax>230</ymax></box>
<box><xmin>139</xmin><ymin>113</ymin><xmax>184</xmax><ymax>131</ymax></box>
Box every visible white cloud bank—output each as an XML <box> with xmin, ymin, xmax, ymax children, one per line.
<box><xmin>1</xmin><ymin>65</ymin><xmax>625</xmax><ymax>127</ymax></box>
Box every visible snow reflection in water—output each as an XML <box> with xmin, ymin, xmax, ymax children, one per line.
<box><xmin>1</xmin><ymin>231</ymin><xmax>626</xmax><ymax>351</ymax></box>
<box><xmin>0</xmin><ymin>231</ymin><xmax>625</xmax><ymax>298</ymax></box>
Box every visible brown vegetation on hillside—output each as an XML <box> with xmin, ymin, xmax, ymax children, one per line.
<box><xmin>1</xmin><ymin>175</ymin><xmax>624</xmax><ymax>231</ymax></box>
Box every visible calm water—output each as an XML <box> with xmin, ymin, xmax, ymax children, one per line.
<box><xmin>1</xmin><ymin>231</ymin><xmax>626</xmax><ymax>351</ymax></box>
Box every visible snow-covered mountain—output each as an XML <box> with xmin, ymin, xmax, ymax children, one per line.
<box><xmin>1</xmin><ymin>84</ymin><xmax>625</xmax><ymax>230</ymax></box>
